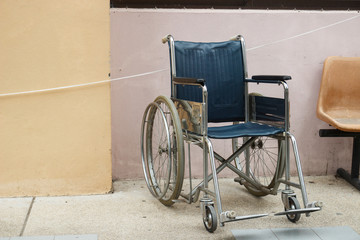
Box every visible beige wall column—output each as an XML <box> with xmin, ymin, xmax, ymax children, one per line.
<box><xmin>0</xmin><ymin>0</ymin><xmax>112</xmax><ymax>196</ymax></box>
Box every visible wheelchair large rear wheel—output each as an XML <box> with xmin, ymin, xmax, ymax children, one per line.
<box><xmin>232</xmin><ymin>136</ymin><xmax>285</xmax><ymax>196</ymax></box>
<box><xmin>141</xmin><ymin>95</ymin><xmax>184</xmax><ymax>206</ymax></box>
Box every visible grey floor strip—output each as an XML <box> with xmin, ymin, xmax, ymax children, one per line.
<box><xmin>272</xmin><ymin>228</ymin><xmax>320</xmax><ymax>240</ymax></box>
<box><xmin>312</xmin><ymin>226</ymin><xmax>360</xmax><ymax>240</ymax></box>
<box><xmin>232</xmin><ymin>226</ymin><xmax>360</xmax><ymax>240</ymax></box>
<box><xmin>54</xmin><ymin>235</ymin><xmax>97</xmax><ymax>240</ymax></box>
<box><xmin>0</xmin><ymin>235</ymin><xmax>97</xmax><ymax>240</ymax></box>
<box><xmin>232</xmin><ymin>229</ymin><xmax>278</xmax><ymax>240</ymax></box>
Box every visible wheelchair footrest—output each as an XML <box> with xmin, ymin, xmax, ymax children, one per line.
<box><xmin>274</xmin><ymin>207</ymin><xmax>321</xmax><ymax>216</ymax></box>
<box><xmin>220</xmin><ymin>211</ymin><xmax>268</xmax><ymax>224</ymax></box>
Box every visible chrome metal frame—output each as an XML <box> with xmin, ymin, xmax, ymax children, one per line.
<box><xmin>161</xmin><ymin>34</ymin><xmax>321</xmax><ymax>228</ymax></box>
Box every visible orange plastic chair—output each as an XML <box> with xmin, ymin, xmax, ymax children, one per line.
<box><xmin>317</xmin><ymin>56</ymin><xmax>360</xmax><ymax>190</ymax></box>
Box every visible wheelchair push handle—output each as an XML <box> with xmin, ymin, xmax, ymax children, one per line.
<box><xmin>230</xmin><ymin>35</ymin><xmax>243</xmax><ymax>41</ymax></box>
<box><xmin>162</xmin><ymin>34</ymin><xmax>173</xmax><ymax>44</ymax></box>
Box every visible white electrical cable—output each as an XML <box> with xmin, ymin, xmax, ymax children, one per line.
<box><xmin>247</xmin><ymin>14</ymin><xmax>360</xmax><ymax>51</ymax></box>
<box><xmin>0</xmin><ymin>68</ymin><xmax>168</xmax><ymax>97</ymax></box>
<box><xmin>1</xmin><ymin>14</ymin><xmax>359</xmax><ymax>97</ymax></box>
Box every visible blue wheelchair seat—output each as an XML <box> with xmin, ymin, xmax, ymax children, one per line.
<box><xmin>208</xmin><ymin>122</ymin><xmax>283</xmax><ymax>139</ymax></box>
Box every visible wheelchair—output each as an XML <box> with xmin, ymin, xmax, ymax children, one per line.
<box><xmin>141</xmin><ymin>34</ymin><xmax>321</xmax><ymax>232</ymax></box>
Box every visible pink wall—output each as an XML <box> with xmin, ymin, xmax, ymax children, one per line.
<box><xmin>110</xmin><ymin>9</ymin><xmax>360</xmax><ymax>179</ymax></box>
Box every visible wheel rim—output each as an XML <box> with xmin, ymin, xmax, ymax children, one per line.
<box><xmin>204</xmin><ymin>208</ymin><xmax>213</xmax><ymax>229</ymax></box>
<box><xmin>288</xmin><ymin>202</ymin><xmax>297</xmax><ymax>219</ymax></box>
<box><xmin>286</xmin><ymin>197</ymin><xmax>301</xmax><ymax>222</ymax></box>
<box><xmin>203</xmin><ymin>205</ymin><xmax>217</xmax><ymax>233</ymax></box>
<box><xmin>147</xmin><ymin>103</ymin><xmax>172</xmax><ymax>200</ymax></box>
<box><xmin>141</xmin><ymin>96</ymin><xmax>184</xmax><ymax>206</ymax></box>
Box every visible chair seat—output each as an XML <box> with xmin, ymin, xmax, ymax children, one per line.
<box><xmin>208</xmin><ymin>122</ymin><xmax>283</xmax><ymax>139</ymax></box>
<box><xmin>318</xmin><ymin>108</ymin><xmax>360</xmax><ymax>132</ymax></box>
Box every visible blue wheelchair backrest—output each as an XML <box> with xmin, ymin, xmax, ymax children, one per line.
<box><xmin>173</xmin><ymin>40</ymin><xmax>246</xmax><ymax>123</ymax></box>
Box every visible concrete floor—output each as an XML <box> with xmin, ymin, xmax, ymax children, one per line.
<box><xmin>0</xmin><ymin>176</ymin><xmax>359</xmax><ymax>240</ymax></box>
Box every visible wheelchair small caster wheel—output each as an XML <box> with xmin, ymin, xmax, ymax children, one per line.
<box><xmin>203</xmin><ymin>205</ymin><xmax>217</xmax><ymax>233</ymax></box>
<box><xmin>286</xmin><ymin>197</ymin><xmax>301</xmax><ymax>223</ymax></box>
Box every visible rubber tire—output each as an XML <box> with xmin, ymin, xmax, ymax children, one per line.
<box><xmin>142</xmin><ymin>95</ymin><xmax>184</xmax><ymax>206</ymax></box>
<box><xmin>286</xmin><ymin>197</ymin><xmax>301</xmax><ymax>223</ymax></box>
<box><xmin>203</xmin><ymin>205</ymin><xmax>218</xmax><ymax>233</ymax></box>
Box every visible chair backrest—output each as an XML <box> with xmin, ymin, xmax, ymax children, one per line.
<box><xmin>172</xmin><ymin>40</ymin><xmax>246</xmax><ymax>123</ymax></box>
<box><xmin>317</xmin><ymin>56</ymin><xmax>360</xmax><ymax>131</ymax></box>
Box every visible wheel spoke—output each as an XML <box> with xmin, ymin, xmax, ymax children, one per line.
<box><xmin>233</xmin><ymin>136</ymin><xmax>284</xmax><ymax>196</ymax></box>
<box><xmin>141</xmin><ymin>96</ymin><xmax>184</xmax><ymax>206</ymax></box>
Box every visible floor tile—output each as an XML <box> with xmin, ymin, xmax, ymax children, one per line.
<box><xmin>4</xmin><ymin>235</ymin><xmax>97</xmax><ymax>240</ymax></box>
<box><xmin>271</xmin><ymin>228</ymin><xmax>320</xmax><ymax>240</ymax></box>
<box><xmin>232</xmin><ymin>229</ymin><xmax>278</xmax><ymax>240</ymax></box>
<box><xmin>54</xmin><ymin>235</ymin><xmax>97</xmax><ymax>240</ymax></box>
<box><xmin>10</xmin><ymin>237</ymin><xmax>54</xmax><ymax>240</ymax></box>
<box><xmin>0</xmin><ymin>197</ymin><xmax>33</xmax><ymax>237</ymax></box>
<box><xmin>312</xmin><ymin>226</ymin><xmax>360</xmax><ymax>240</ymax></box>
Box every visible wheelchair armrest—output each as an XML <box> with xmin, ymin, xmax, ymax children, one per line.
<box><xmin>246</xmin><ymin>75</ymin><xmax>291</xmax><ymax>84</ymax></box>
<box><xmin>173</xmin><ymin>77</ymin><xmax>205</xmax><ymax>86</ymax></box>
<box><xmin>252</xmin><ymin>75</ymin><xmax>291</xmax><ymax>81</ymax></box>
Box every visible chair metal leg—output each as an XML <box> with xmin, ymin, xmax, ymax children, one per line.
<box><xmin>337</xmin><ymin>136</ymin><xmax>360</xmax><ymax>191</ymax></box>
<box><xmin>319</xmin><ymin>129</ymin><xmax>360</xmax><ymax>191</ymax></box>
<box><xmin>351</xmin><ymin>136</ymin><xmax>360</xmax><ymax>179</ymax></box>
